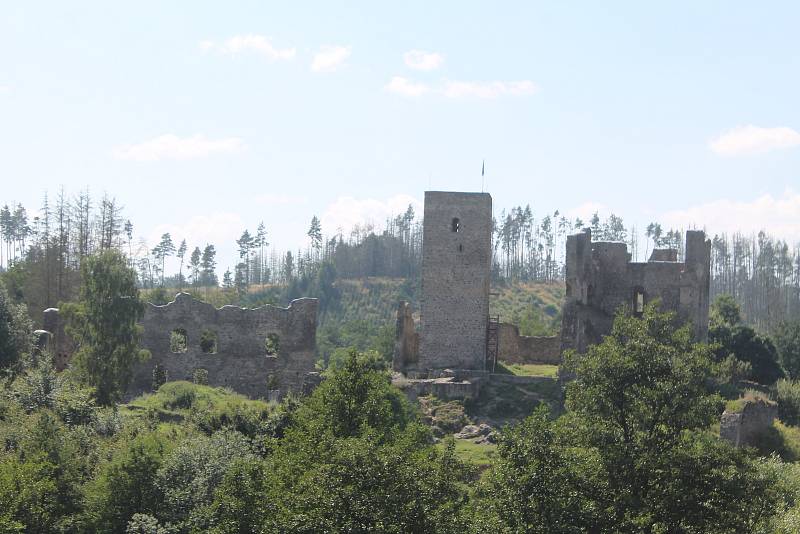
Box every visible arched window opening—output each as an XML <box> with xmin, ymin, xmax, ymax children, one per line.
<box><xmin>451</xmin><ymin>217</ymin><xmax>461</xmax><ymax>232</ymax></box>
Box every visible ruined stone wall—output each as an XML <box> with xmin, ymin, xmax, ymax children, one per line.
<box><xmin>419</xmin><ymin>191</ymin><xmax>492</xmax><ymax>371</ymax></box>
<box><xmin>720</xmin><ymin>400</ymin><xmax>777</xmax><ymax>448</ymax></box>
<box><xmin>128</xmin><ymin>293</ymin><xmax>318</xmax><ymax>399</ymax></box>
<box><xmin>392</xmin><ymin>301</ymin><xmax>419</xmax><ymax>372</ymax></box>
<box><xmin>561</xmin><ymin>229</ymin><xmax>710</xmax><ymax>353</ymax></box>
<box><xmin>41</xmin><ymin>293</ymin><xmax>319</xmax><ymax>400</ymax></box>
<box><xmin>497</xmin><ymin>323</ymin><xmax>560</xmax><ymax>365</ymax></box>
<box><xmin>43</xmin><ymin>307</ymin><xmax>74</xmax><ymax>371</ymax></box>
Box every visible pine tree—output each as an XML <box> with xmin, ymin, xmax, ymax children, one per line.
<box><xmin>176</xmin><ymin>239</ymin><xmax>187</xmax><ymax>289</ymax></box>
<box><xmin>308</xmin><ymin>216</ymin><xmax>323</xmax><ymax>260</ymax></box>
<box><xmin>201</xmin><ymin>245</ymin><xmax>218</xmax><ymax>286</ymax></box>
<box><xmin>154</xmin><ymin>233</ymin><xmax>175</xmax><ymax>286</ymax></box>
<box><xmin>236</xmin><ymin>230</ymin><xmax>254</xmax><ymax>288</ymax></box>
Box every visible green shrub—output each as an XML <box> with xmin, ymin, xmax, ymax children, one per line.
<box><xmin>54</xmin><ymin>381</ymin><xmax>96</xmax><ymax>427</ymax></box>
<box><xmin>151</xmin><ymin>364</ymin><xmax>167</xmax><ymax>392</ymax></box>
<box><xmin>160</xmin><ymin>382</ymin><xmax>197</xmax><ymax>410</ymax></box>
<box><xmin>777</xmin><ymin>379</ymin><xmax>800</xmax><ymax>426</ymax></box>
<box><xmin>82</xmin><ymin>433</ymin><xmax>170</xmax><ymax>533</ymax></box>
<box><xmin>192</xmin><ymin>368</ymin><xmax>209</xmax><ymax>386</ymax></box>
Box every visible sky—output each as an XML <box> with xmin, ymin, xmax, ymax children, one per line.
<box><xmin>1</xmin><ymin>1</ymin><xmax>799</xmax><ymax>272</ymax></box>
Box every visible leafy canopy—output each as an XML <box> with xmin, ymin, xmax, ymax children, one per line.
<box><xmin>61</xmin><ymin>249</ymin><xmax>148</xmax><ymax>404</ymax></box>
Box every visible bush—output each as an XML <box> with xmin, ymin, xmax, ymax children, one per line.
<box><xmin>125</xmin><ymin>513</ymin><xmax>167</xmax><ymax>534</ymax></box>
<box><xmin>192</xmin><ymin>368</ymin><xmax>209</xmax><ymax>386</ymax></box>
<box><xmin>775</xmin><ymin>320</ymin><xmax>800</xmax><ymax>379</ymax></box>
<box><xmin>82</xmin><ymin>433</ymin><xmax>169</xmax><ymax>533</ymax></box>
<box><xmin>777</xmin><ymin>379</ymin><xmax>800</xmax><ymax>426</ymax></box>
<box><xmin>156</xmin><ymin>430</ymin><xmax>255</xmax><ymax>531</ymax></box>
<box><xmin>160</xmin><ymin>383</ymin><xmax>197</xmax><ymax>410</ymax></box>
<box><xmin>151</xmin><ymin>364</ymin><xmax>167</xmax><ymax>392</ymax></box>
<box><xmin>94</xmin><ymin>407</ymin><xmax>123</xmax><ymax>437</ymax></box>
<box><xmin>0</xmin><ymin>279</ymin><xmax>33</xmax><ymax>371</ymax></box>
<box><xmin>54</xmin><ymin>381</ymin><xmax>96</xmax><ymax>427</ymax></box>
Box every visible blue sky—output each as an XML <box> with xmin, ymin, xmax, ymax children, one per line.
<box><xmin>1</xmin><ymin>1</ymin><xmax>799</xmax><ymax>272</ymax></box>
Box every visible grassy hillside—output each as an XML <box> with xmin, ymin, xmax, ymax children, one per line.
<box><xmin>327</xmin><ymin>277</ymin><xmax>563</xmax><ymax>331</ymax></box>
<box><xmin>325</xmin><ymin>277</ymin><xmax>418</xmax><ymax>327</ymax></box>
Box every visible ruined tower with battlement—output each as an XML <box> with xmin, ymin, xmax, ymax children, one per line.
<box><xmin>560</xmin><ymin>229</ymin><xmax>711</xmax><ymax>354</ymax></box>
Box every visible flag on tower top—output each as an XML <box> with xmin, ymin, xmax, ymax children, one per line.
<box><xmin>482</xmin><ymin>160</ymin><xmax>485</xmax><ymax>177</ymax></box>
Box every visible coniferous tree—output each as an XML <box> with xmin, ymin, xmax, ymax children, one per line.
<box><xmin>176</xmin><ymin>239</ymin><xmax>187</xmax><ymax>289</ymax></box>
<box><xmin>189</xmin><ymin>247</ymin><xmax>201</xmax><ymax>287</ymax></box>
<box><xmin>200</xmin><ymin>245</ymin><xmax>218</xmax><ymax>286</ymax></box>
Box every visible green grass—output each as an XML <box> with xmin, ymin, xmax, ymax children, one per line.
<box><xmin>775</xmin><ymin>421</ymin><xmax>800</xmax><ymax>461</ymax></box>
<box><xmin>122</xmin><ymin>381</ymin><xmax>273</xmax><ymax>425</ymax></box>
<box><xmin>501</xmin><ymin>363</ymin><xmax>559</xmax><ymax>378</ymax></box>
<box><xmin>724</xmin><ymin>389</ymin><xmax>773</xmax><ymax>413</ymax></box>
<box><xmin>438</xmin><ymin>438</ymin><xmax>497</xmax><ymax>467</ymax></box>
<box><xmin>490</xmin><ymin>282</ymin><xmax>564</xmax><ymax>336</ymax></box>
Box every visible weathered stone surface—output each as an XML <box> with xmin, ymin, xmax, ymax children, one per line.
<box><xmin>419</xmin><ymin>191</ymin><xmax>492</xmax><ymax>371</ymax></box>
<box><xmin>649</xmin><ymin>248</ymin><xmax>678</xmax><ymax>262</ymax></box>
<box><xmin>497</xmin><ymin>323</ymin><xmax>560</xmax><ymax>364</ymax></box>
<box><xmin>560</xmin><ymin>229</ymin><xmax>710</xmax><ymax>354</ymax></box>
<box><xmin>397</xmin><ymin>376</ymin><xmax>484</xmax><ymax>401</ymax></box>
<box><xmin>40</xmin><ymin>293</ymin><xmax>319</xmax><ymax>400</ymax></box>
<box><xmin>720</xmin><ymin>400</ymin><xmax>777</xmax><ymax>448</ymax></box>
<box><xmin>43</xmin><ymin>307</ymin><xmax>74</xmax><ymax>371</ymax></box>
<box><xmin>128</xmin><ymin>293</ymin><xmax>318</xmax><ymax>400</ymax></box>
<box><xmin>392</xmin><ymin>301</ymin><xmax>419</xmax><ymax>371</ymax></box>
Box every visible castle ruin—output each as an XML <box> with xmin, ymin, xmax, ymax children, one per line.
<box><xmin>560</xmin><ymin>228</ymin><xmax>711</xmax><ymax>354</ymax></box>
<box><xmin>40</xmin><ymin>293</ymin><xmax>319</xmax><ymax>400</ymax></box>
<box><xmin>394</xmin><ymin>191</ymin><xmax>712</xmax><ymax>385</ymax></box>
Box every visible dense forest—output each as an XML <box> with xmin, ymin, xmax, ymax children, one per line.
<box><xmin>1</xmin><ymin>189</ymin><xmax>798</xmax><ymax>331</ymax></box>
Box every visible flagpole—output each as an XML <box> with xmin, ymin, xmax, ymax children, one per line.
<box><xmin>481</xmin><ymin>160</ymin><xmax>485</xmax><ymax>192</ymax></box>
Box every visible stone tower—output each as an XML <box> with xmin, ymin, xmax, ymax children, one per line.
<box><xmin>418</xmin><ymin>191</ymin><xmax>492</xmax><ymax>371</ymax></box>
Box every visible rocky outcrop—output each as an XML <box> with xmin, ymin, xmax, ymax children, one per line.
<box><xmin>720</xmin><ymin>399</ymin><xmax>777</xmax><ymax>448</ymax></box>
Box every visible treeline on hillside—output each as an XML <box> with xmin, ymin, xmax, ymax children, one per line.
<box><xmin>710</xmin><ymin>232</ymin><xmax>800</xmax><ymax>331</ymax></box>
<box><xmin>1</xmin><ymin>190</ymin><xmax>799</xmax><ymax>329</ymax></box>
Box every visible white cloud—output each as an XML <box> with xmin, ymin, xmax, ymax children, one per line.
<box><xmin>384</xmin><ymin>76</ymin><xmax>430</xmax><ymax>97</ymax></box>
<box><xmin>661</xmin><ymin>189</ymin><xmax>800</xmax><ymax>242</ymax></box>
<box><xmin>321</xmin><ymin>194</ymin><xmax>422</xmax><ymax>235</ymax></box>
<box><xmin>710</xmin><ymin>125</ymin><xmax>800</xmax><ymax>156</ymax></box>
<box><xmin>403</xmin><ymin>50</ymin><xmax>444</xmax><ymax>71</ymax></box>
<box><xmin>113</xmin><ymin>134</ymin><xmax>246</xmax><ymax>162</ymax></box>
<box><xmin>311</xmin><ymin>45</ymin><xmax>351</xmax><ymax>72</ymax></box>
<box><xmin>201</xmin><ymin>35</ymin><xmax>296</xmax><ymax>61</ymax></box>
<box><xmin>442</xmin><ymin>80</ymin><xmax>538</xmax><ymax>99</ymax></box>
<box><xmin>254</xmin><ymin>194</ymin><xmax>308</xmax><ymax>206</ymax></box>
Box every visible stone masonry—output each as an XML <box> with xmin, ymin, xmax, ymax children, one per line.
<box><xmin>497</xmin><ymin>324</ymin><xmax>561</xmax><ymax>365</ymax></box>
<box><xmin>418</xmin><ymin>191</ymin><xmax>493</xmax><ymax>371</ymax></box>
<box><xmin>393</xmin><ymin>301</ymin><xmax>419</xmax><ymax>372</ymax></box>
<box><xmin>41</xmin><ymin>293</ymin><xmax>319</xmax><ymax>400</ymax></box>
<box><xmin>560</xmin><ymin>229</ymin><xmax>711</xmax><ymax>354</ymax></box>
<box><xmin>720</xmin><ymin>400</ymin><xmax>777</xmax><ymax>448</ymax></box>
